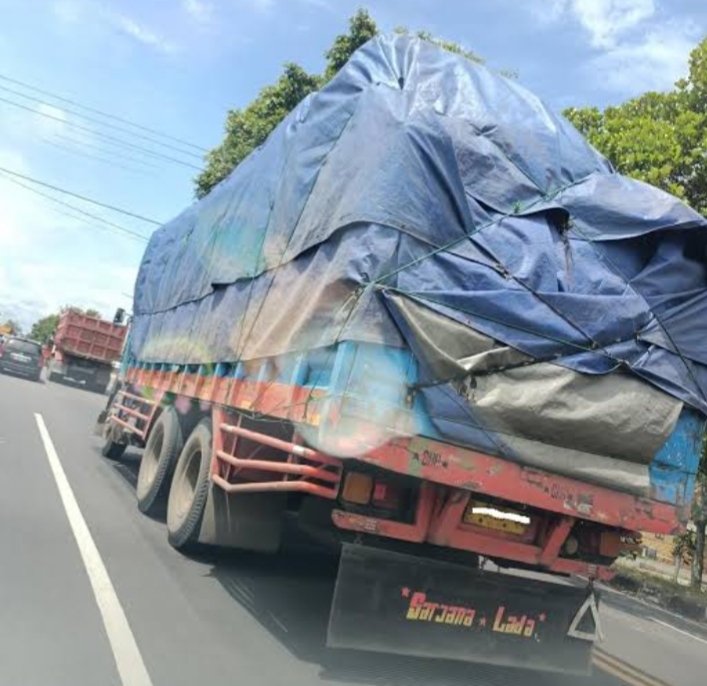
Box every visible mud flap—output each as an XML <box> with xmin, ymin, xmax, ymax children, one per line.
<box><xmin>327</xmin><ymin>545</ymin><xmax>599</xmax><ymax>674</ymax></box>
<box><xmin>196</xmin><ymin>485</ymin><xmax>285</xmax><ymax>552</ymax></box>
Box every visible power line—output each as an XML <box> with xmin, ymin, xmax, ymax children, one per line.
<box><xmin>0</xmin><ymin>171</ymin><xmax>150</xmax><ymax>242</ymax></box>
<box><xmin>42</xmin><ymin>138</ymin><xmax>157</xmax><ymax>177</ymax></box>
<box><xmin>51</xmin><ymin>207</ymin><xmax>147</xmax><ymax>243</ymax></box>
<box><xmin>0</xmin><ymin>165</ymin><xmax>163</xmax><ymax>225</ymax></box>
<box><xmin>0</xmin><ymin>95</ymin><xmax>202</xmax><ymax>171</ymax></box>
<box><xmin>0</xmin><ymin>71</ymin><xmax>208</xmax><ymax>153</ymax></box>
<box><xmin>0</xmin><ymin>83</ymin><xmax>202</xmax><ymax>159</ymax></box>
<box><xmin>53</xmin><ymin>132</ymin><xmax>161</xmax><ymax>170</ymax></box>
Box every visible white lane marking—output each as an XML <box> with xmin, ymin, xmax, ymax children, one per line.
<box><xmin>651</xmin><ymin>618</ymin><xmax>707</xmax><ymax>645</ymax></box>
<box><xmin>34</xmin><ymin>413</ymin><xmax>153</xmax><ymax>686</ymax></box>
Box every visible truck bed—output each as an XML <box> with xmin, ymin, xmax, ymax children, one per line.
<box><xmin>54</xmin><ymin>311</ymin><xmax>126</xmax><ymax>364</ymax></box>
<box><xmin>124</xmin><ymin>339</ymin><xmax>702</xmax><ymax>540</ymax></box>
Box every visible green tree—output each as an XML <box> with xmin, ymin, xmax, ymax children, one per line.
<box><xmin>324</xmin><ymin>8</ymin><xmax>378</xmax><ymax>80</ymax></box>
<box><xmin>394</xmin><ymin>27</ymin><xmax>484</xmax><ymax>65</ymax></box>
<box><xmin>60</xmin><ymin>305</ymin><xmax>102</xmax><ymax>318</ymax></box>
<box><xmin>29</xmin><ymin>314</ymin><xmax>59</xmax><ymax>345</ymax></box>
<box><xmin>564</xmin><ymin>37</ymin><xmax>707</xmax><ymax>216</ymax></box>
<box><xmin>691</xmin><ymin>458</ymin><xmax>707</xmax><ymax>591</ymax></box>
<box><xmin>195</xmin><ymin>63</ymin><xmax>321</xmax><ymax>197</ymax></box>
<box><xmin>28</xmin><ymin>307</ymin><xmax>103</xmax><ymax>345</ymax></box>
<box><xmin>195</xmin><ymin>9</ymin><xmax>493</xmax><ymax>198</ymax></box>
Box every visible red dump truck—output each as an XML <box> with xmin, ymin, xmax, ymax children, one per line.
<box><xmin>48</xmin><ymin>310</ymin><xmax>127</xmax><ymax>393</ymax></box>
<box><xmin>96</xmin><ymin>35</ymin><xmax>707</xmax><ymax>675</ymax></box>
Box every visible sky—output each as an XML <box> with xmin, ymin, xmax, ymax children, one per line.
<box><xmin>0</xmin><ymin>0</ymin><xmax>706</xmax><ymax>331</ymax></box>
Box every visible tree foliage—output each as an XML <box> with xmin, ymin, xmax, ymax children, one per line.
<box><xmin>690</xmin><ymin>450</ymin><xmax>707</xmax><ymax>590</ymax></box>
<box><xmin>27</xmin><ymin>306</ymin><xmax>103</xmax><ymax>345</ymax></box>
<box><xmin>195</xmin><ymin>9</ymin><xmax>491</xmax><ymax>198</ymax></box>
<box><xmin>29</xmin><ymin>314</ymin><xmax>59</xmax><ymax>345</ymax></box>
<box><xmin>394</xmin><ymin>27</ymin><xmax>484</xmax><ymax>65</ymax></box>
<box><xmin>564</xmin><ymin>38</ymin><xmax>707</xmax><ymax>216</ymax></box>
<box><xmin>324</xmin><ymin>9</ymin><xmax>379</xmax><ymax>81</ymax></box>
<box><xmin>195</xmin><ymin>63</ymin><xmax>321</xmax><ymax>197</ymax></box>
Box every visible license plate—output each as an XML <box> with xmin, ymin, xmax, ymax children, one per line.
<box><xmin>463</xmin><ymin>501</ymin><xmax>528</xmax><ymax>535</ymax></box>
<box><xmin>10</xmin><ymin>353</ymin><xmax>30</xmax><ymax>362</ymax></box>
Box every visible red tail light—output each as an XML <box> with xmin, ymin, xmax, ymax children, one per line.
<box><xmin>372</xmin><ymin>481</ymin><xmax>402</xmax><ymax>510</ymax></box>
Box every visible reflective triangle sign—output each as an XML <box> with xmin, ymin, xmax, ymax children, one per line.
<box><xmin>568</xmin><ymin>594</ymin><xmax>604</xmax><ymax>642</ymax></box>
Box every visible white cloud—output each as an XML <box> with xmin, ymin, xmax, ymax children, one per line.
<box><xmin>0</xmin><ymin>147</ymin><xmax>141</xmax><ymax>330</ymax></box>
<box><xmin>113</xmin><ymin>14</ymin><xmax>175</xmax><ymax>54</ymax></box>
<box><xmin>35</xmin><ymin>103</ymin><xmax>69</xmax><ymax>136</ymax></box>
<box><xmin>51</xmin><ymin>0</ymin><xmax>86</xmax><ymax>24</ymax></box>
<box><xmin>538</xmin><ymin>0</ymin><xmax>655</xmax><ymax>48</ymax></box>
<box><xmin>183</xmin><ymin>0</ymin><xmax>213</xmax><ymax>24</ymax></box>
<box><xmin>590</xmin><ymin>20</ymin><xmax>700</xmax><ymax>93</ymax></box>
<box><xmin>573</xmin><ymin>0</ymin><xmax>655</xmax><ymax>48</ymax></box>
<box><xmin>0</xmin><ymin>148</ymin><xmax>47</xmax><ymax>249</ymax></box>
<box><xmin>533</xmin><ymin>0</ymin><xmax>700</xmax><ymax>95</ymax></box>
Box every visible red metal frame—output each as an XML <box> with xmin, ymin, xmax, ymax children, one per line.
<box><xmin>114</xmin><ymin>366</ymin><xmax>685</xmax><ymax>578</ymax></box>
<box><xmin>124</xmin><ymin>366</ymin><xmax>684</xmax><ymax>536</ymax></box>
<box><xmin>332</xmin><ymin>482</ymin><xmax>437</xmax><ymax>543</ymax></box>
<box><xmin>109</xmin><ymin>387</ymin><xmax>163</xmax><ymax>441</ymax></box>
<box><xmin>333</xmin><ymin>487</ymin><xmax>613</xmax><ymax>580</ymax></box>
<box><xmin>209</xmin><ymin>407</ymin><xmax>342</xmax><ymax>499</ymax></box>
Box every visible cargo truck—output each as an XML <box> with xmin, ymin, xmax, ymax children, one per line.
<box><xmin>96</xmin><ymin>35</ymin><xmax>707</xmax><ymax>675</ymax></box>
<box><xmin>48</xmin><ymin>310</ymin><xmax>127</xmax><ymax>393</ymax></box>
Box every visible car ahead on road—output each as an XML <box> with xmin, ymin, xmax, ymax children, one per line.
<box><xmin>0</xmin><ymin>337</ymin><xmax>43</xmax><ymax>382</ymax></box>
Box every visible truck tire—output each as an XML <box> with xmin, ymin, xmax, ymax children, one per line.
<box><xmin>48</xmin><ymin>371</ymin><xmax>61</xmax><ymax>384</ymax></box>
<box><xmin>136</xmin><ymin>408</ymin><xmax>184</xmax><ymax>516</ymax></box>
<box><xmin>101</xmin><ymin>421</ymin><xmax>127</xmax><ymax>460</ymax></box>
<box><xmin>167</xmin><ymin>418</ymin><xmax>212</xmax><ymax>550</ymax></box>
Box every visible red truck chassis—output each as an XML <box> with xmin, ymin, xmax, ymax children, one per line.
<box><xmin>105</xmin><ymin>361</ymin><xmax>683</xmax><ymax>582</ymax></box>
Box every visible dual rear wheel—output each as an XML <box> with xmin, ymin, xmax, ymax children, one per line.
<box><xmin>103</xmin><ymin>407</ymin><xmax>283</xmax><ymax>553</ymax></box>
<box><xmin>134</xmin><ymin>409</ymin><xmax>211</xmax><ymax>550</ymax></box>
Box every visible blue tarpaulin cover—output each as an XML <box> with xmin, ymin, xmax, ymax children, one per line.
<box><xmin>131</xmin><ymin>35</ymin><xmax>707</xmax><ymax>490</ymax></box>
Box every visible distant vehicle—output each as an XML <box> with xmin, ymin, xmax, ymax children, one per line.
<box><xmin>47</xmin><ymin>310</ymin><xmax>127</xmax><ymax>394</ymax></box>
<box><xmin>0</xmin><ymin>336</ymin><xmax>43</xmax><ymax>382</ymax></box>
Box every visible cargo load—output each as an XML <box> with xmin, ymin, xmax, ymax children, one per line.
<box><xmin>130</xmin><ymin>34</ymin><xmax>707</xmax><ymax>498</ymax></box>
<box><xmin>100</xmin><ymin>35</ymin><xmax>707</xmax><ymax>674</ymax></box>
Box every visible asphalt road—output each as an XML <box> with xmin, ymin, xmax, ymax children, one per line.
<box><xmin>1</xmin><ymin>371</ymin><xmax>706</xmax><ymax>686</ymax></box>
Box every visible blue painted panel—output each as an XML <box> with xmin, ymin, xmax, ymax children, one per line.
<box><xmin>650</xmin><ymin>410</ymin><xmax>704</xmax><ymax>505</ymax></box>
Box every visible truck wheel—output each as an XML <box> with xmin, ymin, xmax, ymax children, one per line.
<box><xmin>101</xmin><ymin>421</ymin><xmax>127</xmax><ymax>460</ymax></box>
<box><xmin>137</xmin><ymin>409</ymin><xmax>184</xmax><ymax>516</ymax></box>
<box><xmin>167</xmin><ymin>418</ymin><xmax>212</xmax><ymax>550</ymax></box>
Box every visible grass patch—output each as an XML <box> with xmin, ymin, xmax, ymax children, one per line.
<box><xmin>608</xmin><ymin>563</ymin><xmax>707</xmax><ymax>621</ymax></box>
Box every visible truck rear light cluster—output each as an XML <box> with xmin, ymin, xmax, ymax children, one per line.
<box><xmin>340</xmin><ymin>470</ymin><xmax>406</xmax><ymax>514</ymax></box>
<box><xmin>372</xmin><ymin>481</ymin><xmax>401</xmax><ymax>510</ymax></box>
<box><xmin>341</xmin><ymin>472</ymin><xmax>373</xmax><ymax>505</ymax></box>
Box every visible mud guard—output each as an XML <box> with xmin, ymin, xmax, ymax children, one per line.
<box><xmin>327</xmin><ymin>544</ymin><xmax>600</xmax><ymax>675</ymax></box>
<box><xmin>197</xmin><ymin>485</ymin><xmax>285</xmax><ymax>552</ymax></box>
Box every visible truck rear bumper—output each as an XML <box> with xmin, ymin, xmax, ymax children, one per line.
<box><xmin>328</xmin><ymin>544</ymin><xmax>601</xmax><ymax>675</ymax></box>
